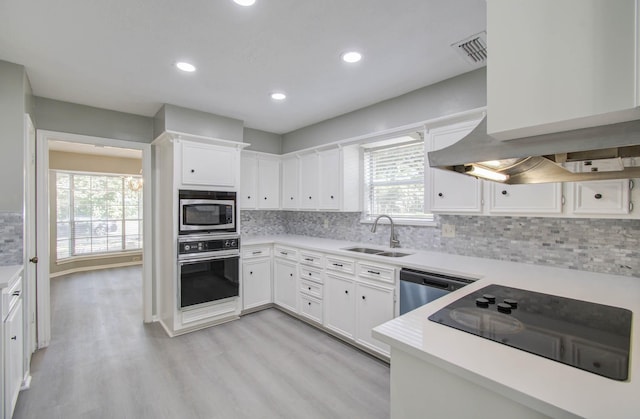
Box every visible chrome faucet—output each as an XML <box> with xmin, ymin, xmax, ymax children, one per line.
<box><xmin>371</xmin><ymin>214</ymin><xmax>400</xmax><ymax>248</ymax></box>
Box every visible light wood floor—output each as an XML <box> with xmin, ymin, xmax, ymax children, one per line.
<box><xmin>14</xmin><ymin>266</ymin><xmax>390</xmax><ymax>419</ymax></box>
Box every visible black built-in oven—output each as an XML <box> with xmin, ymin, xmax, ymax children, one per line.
<box><xmin>179</xmin><ymin>190</ymin><xmax>236</xmax><ymax>234</ymax></box>
<box><xmin>177</xmin><ymin>234</ymin><xmax>240</xmax><ymax>310</ymax></box>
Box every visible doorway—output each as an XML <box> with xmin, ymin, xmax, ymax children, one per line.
<box><xmin>35</xmin><ymin>130</ymin><xmax>152</xmax><ymax>348</ymax></box>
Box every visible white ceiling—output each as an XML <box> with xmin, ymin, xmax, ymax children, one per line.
<box><xmin>0</xmin><ymin>0</ymin><xmax>486</xmax><ymax>135</ymax></box>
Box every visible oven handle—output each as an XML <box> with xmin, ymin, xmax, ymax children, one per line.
<box><xmin>178</xmin><ymin>252</ymin><xmax>240</xmax><ymax>263</ymax></box>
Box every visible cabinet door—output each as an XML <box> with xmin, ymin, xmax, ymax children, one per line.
<box><xmin>428</xmin><ymin>121</ymin><xmax>483</xmax><ymax>213</ymax></box>
<box><xmin>240</xmin><ymin>154</ymin><xmax>258</xmax><ymax>209</ymax></box>
<box><xmin>5</xmin><ymin>299</ymin><xmax>23</xmax><ymax>419</ymax></box>
<box><xmin>299</xmin><ymin>153</ymin><xmax>319</xmax><ymax>209</ymax></box>
<box><xmin>355</xmin><ymin>282</ymin><xmax>394</xmax><ymax>356</ymax></box>
<box><xmin>281</xmin><ymin>157</ymin><xmax>299</xmax><ymax>209</ymax></box>
<box><xmin>489</xmin><ymin>183</ymin><xmax>563</xmax><ymax>214</ymax></box>
<box><xmin>319</xmin><ymin>148</ymin><xmax>341</xmax><ymax>210</ymax></box>
<box><xmin>258</xmin><ymin>158</ymin><xmax>280</xmax><ymax>210</ymax></box>
<box><xmin>487</xmin><ymin>0</ymin><xmax>638</xmax><ymax>140</ymax></box>
<box><xmin>572</xmin><ymin>179</ymin><xmax>631</xmax><ymax>215</ymax></box>
<box><xmin>273</xmin><ymin>259</ymin><xmax>297</xmax><ymax>312</ymax></box>
<box><xmin>182</xmin><ymin>142</ymin><xmax>237</xmax><ymax>187</ymax></box>
<box><xmin>242</xmin><ymin>258</ymin><xmax>272</xmax><ymax>310</ymax></box>
<box><xmin>324</xmin><ymin>273</ymin><xmax>355</xmax><ymax>339</ymax></box>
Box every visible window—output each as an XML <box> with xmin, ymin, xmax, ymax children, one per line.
<box><xmin>363</xmin><ymin>137</ymin><xmax>430</xmax><ymax>221</ymax></box>
<box><xmin>55</xmin><ymin>171</ymin><xmax>143</xmax><ymax>259</ymax></box>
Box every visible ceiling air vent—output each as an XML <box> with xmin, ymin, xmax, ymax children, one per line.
<box><xmin>452</xmin><ymin>31</ymin><xmax>487</xmax><ymax>65</ymax></box>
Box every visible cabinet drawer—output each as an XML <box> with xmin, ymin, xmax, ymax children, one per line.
<box><xmin>299</xmin><ymin>250</ymin><xmax>324</xmax><ymax>268</ymax></box>
<box><xmin>300</xmin><ymin>278</ymin><xmax>323</xmax><ymax>299</ymax></box>
<box><xmin>274</xmin><ymin>246</ymin><xmax>298</xmax><ymax>261</ymax></box>
<box><xmin>299</xmin><ymin>294</ymin><xmax>323</xmax><ymax>324</ymax></box>
<box><xmin>299</xmin><ymin>266</ymin><xmax>323</xmax><ymax>284</ymax></box>
<box><xmin>326</xmin><ymin>256</ymin><xmax>355</xmax><ymax>275</ymax></box>
<box><xmin>242</xmin><ymin>245</ymin><xmax>272</xmax><ymax>259</ymax></box>
<box><xmin>358</xmin><ymin>263</ymin><xmax>395</xmax><ymax>284</ymax></box>
<box><xmin>2</xmin><ymin>274</ymin><xmax>22</xmax><ymax>320</ymax></box>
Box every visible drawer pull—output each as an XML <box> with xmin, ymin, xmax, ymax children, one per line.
<box><xmin>11</xmin><ymin>336</ymin><xmax>17</xmax><ymax>341</ymax></box>
<box><xmin>304</xmin><ymin>258</ymin><xmax>314</xmax><ymax>262</ymax></box>
<box><xmin>280</xmin><ymin>251</ymin><xmax>288</xmax><ymax>255</ymax></box>
<box><xmin>12</xmin><ymin>290</ymin><xmax>20</xmax><ymax>297</ymax></box>
<box><xmin>367</xmin><ymin>270</ymin><xmax>380</xmax><ymax>275</ymax></box>
<box><xmin>333</xmin><ymin>263</ymin><xmax>343</xmax><ymax>267</ymax></box>
<box><xmin>594</xmin><ymin>193</ymin><xmax>603</xmax><ymax>199</ymax></box>
<box><xmin>252</xmin><ymin>251</ymin><xmax>262</xmax><ymax>255</ymax></box>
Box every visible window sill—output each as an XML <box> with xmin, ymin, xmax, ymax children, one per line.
<box><xmin>360</xmin><ymin>217</ymin><xmax>437</xmax><ymax>227</ymax></box>
<box><xmin>56</xmin><ymin>250</ymin><xmax>142</xmax><ymax>265</ymax></box>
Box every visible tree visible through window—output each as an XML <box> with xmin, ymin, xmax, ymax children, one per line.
<box><xmin>363</xmin><ymin>139</ymin><xmax>426</xmax><ymax>219</ymax></box>
<box><xmin>56</xmin><ymin>171</ymin><xmax>143</xmax><ymax>259</ymax></box>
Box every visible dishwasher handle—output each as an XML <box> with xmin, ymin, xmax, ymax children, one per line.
<box><xmin>400</xmin><ymin>268</ymin><xmax>474</xmax><ymax>291</ymax></box>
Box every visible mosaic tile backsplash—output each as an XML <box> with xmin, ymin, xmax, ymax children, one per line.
<box><xmin>241</xmin><ymin>210</ymin><xmax>640</xmax><ymax>277</ymax></box>
<box><xmin>0</xmin><ymin>212</ymin><xmax>23</xmax><ymax>266</ymax></box>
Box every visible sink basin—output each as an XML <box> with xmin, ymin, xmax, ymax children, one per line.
<box><xmin>376</xmin><ymin>251</ymin><xmax>411</xmax><ymax>257</ymax></box>
<box><xmin>342</xmin><ymin>247</ymin><xmax>385</xmax><ymax>254</ymax></box>
<box><xmin>343</xmin><ymin>247</ymin><xmax>412</xmax><ymax>257</ymax></box>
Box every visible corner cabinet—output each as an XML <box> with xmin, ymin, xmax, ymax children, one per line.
<box><xmin>240</xmin><ymin>152</ymin><xmax>280</xmax><ymax>210</ymax></box>
<box><xmin>427</xmin><ymin>119</ymin><xmax>483</xmax><ymax>213</ymax></box>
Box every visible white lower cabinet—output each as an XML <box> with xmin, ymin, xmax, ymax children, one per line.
<box><xmin>273</xmin><ymin>259</ymin><xmax>298</xmax><ymax>313</ymax></box>
<box><xmin>242</xmin><ymin>258</ymin><xmax>272</xmax><ymax>310</ymax></box>
<box><xmin>324</xmin><ymin>273</ymin><xmax>356</xmax><ymax>339</ymax></box>
<box><xmin>355</xmin><ymin>282</ymin><xmax>394</xmax><ymax>356</ymax></box>
<box><xmin>4</xmin><ymin>299</ymin><xmax>23</xmax><ymax>419</ymax></box>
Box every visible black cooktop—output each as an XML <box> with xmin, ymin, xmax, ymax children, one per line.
<box><xmin>428</xmin><ymin>285</ymin><xmax>632</xmax><ymax>381</ymax></box>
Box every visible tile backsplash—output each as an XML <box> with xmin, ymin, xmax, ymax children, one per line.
<box><xmin>241</xmin><ymin>210</ymin><xmax>640</xmax><ymax>277</ymax></box>
<box><xmin>0</xmin><ymin>212</ymin><xmax>23</xmax><ymax>266</ymax></box>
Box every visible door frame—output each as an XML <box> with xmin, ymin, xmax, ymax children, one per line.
<box><xmin>35</xmin><ymin>130</ymin><xmax>153</xmax><ymax>348</ymax></box>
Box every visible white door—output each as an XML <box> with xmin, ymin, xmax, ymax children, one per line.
<box><xmin>281</xmin><ymin>157</ymin><xmax>299</xmax><ymax>209</ymax></box>
<box><xmin>355</xmin><ymin>282</ymin><xmax>394</xmax><ymax>356</ymax></box>
<box><xmin>318</xmin><ymin>148</ymin><xmax>341</xmax><ymax>210</ymax></box>
<box><xmin>299</xmin><ymin>153</ymin><xmax>319</xmax><ymax>209</ymax></box>
<box><xmin>257</xmin><ymin>158</ymin><xmax>280</xmax><ymax>209</ymax></box>
<box><xmin>324</xmin><ymin>273</ymin><xmax>355</xmax><ymax>339</ymax></box>
<box><xmin>240</xmin><ymin>154</ymin><xmax>258</xmax><ymax>208</ymax></box>
<box><xmin>24</xmin><ymin>114</ymin><xmax>37</xmax><ymax>358</ymax></box>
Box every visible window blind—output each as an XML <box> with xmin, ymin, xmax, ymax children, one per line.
<box><xmin>363</xmin><ymin>140</ymin><xmax>428</xmax><ymax>219</ymax></box>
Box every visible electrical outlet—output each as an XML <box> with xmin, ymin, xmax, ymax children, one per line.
<box><xmin>323</xmin><ymin>218</ymin><xmax>329</xmax><ymax>228</ymax></box>
<box><xmin>442</xmin><ymin>224</ymin><xmax>455</xmax><ymax>238</ymax></box>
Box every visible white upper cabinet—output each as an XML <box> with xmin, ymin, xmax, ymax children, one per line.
<box><xmin>241</xmin><ymin>152</ymin><xmax>280</xmax><ymax>210</ymax></box>
<box><xmin>487</xmin><ymin>0</ymin><xmax>640</xmax><ymax>140</ymax></box>
<box><xmin>489</xmin><ymin>183</ymin><xmax>563</xmax><ymax>214</ymax></box>
<box><xmin>571</xmin><ymin>179</ymin><xmax>632</xmax><ymax>215</ymax></box>
<box><xmin>181</xmin><ymin>141</ymin><xmax>238</xmax><ymax>188</ymax></box>
<box><xmin>299</xmin><ymin>153</ymin><xmax>320</xmax><ymax>209</ymax></box>
<box><xmin>427</xmin><ymin>120</ymin><xmax>483</xmax><ymax>213</ymax></box>
<box><xmin>319</xmin><ymin>148</ymin><xmax>341</xmax><ymax>210</ymax></box>
<box><xmin>281</xmin><ymin>156</ymin><xmax>300</xmax><ymax>209</ymax></box>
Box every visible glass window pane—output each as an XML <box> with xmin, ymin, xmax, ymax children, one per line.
<box><xmin>56</xmin><ymin>190</ymin><xmax>70</xmax><ymax>221</ymax></box>
<box><xmin>91</xmin><ymin>237</ymin><xmax>108</xmax><ymax>253</ymax></box>
<box><xmin>56</xmin><ymin>172</ymin><xmax>70</xmax><ymax>189</ymax></box>
<box><xmin>74</xmin><ymin>221</ymin><xmax>92</xmax><ymax>238</ymax></box>
<box><xmin>73</xmin><ymin>175</ymin><xmax>91</xmax><ymax>190</ymax></box>
<box><xmin>74</xmin><ymin>238</ymin><xmax>91</xmax><ymax>255</ymax></box>
<box><xmin>57</xmin><ymin>222</ymin><xmax>70</xmax><ymax>240</ymax></box>
<box><xmin>106</xmin><ymin>177</ymin><xmax>123</xmax><ymax>190</ymax></box>
<box><xmin>125</xmin><ymin>235</ymin><xmax>142</xmax><ymax>250</ymax></box>
<box><xmin>56</xmin><ymin>239</ymin><xmax>70</xmax><ymax>259</ymax></box>
<box><xmin>108</xmin><ymin>236</ymin><xmax>123</xmax><ymax>252</ymax></box>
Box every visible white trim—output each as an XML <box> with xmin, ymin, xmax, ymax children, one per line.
<box><xmin>56</xmin><ymin>250</ymin><xmax>142</xmax><ymax>265</ymax></box>
<box><xmin>50</xmin><ymin>261</ymin><xmax>143</xmax><ymax>278</ymax></box>
<box><xmin>36</xmin><ymin>130</ymin><xmax>154</xmax><ymax>349</ymax></box>
<box><xmin>360</xmin><ymin>217</ymin><xmax>437</xmax><ymax>227</ymax></box>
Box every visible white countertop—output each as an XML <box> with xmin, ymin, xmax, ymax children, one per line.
<box><xmin>0</xmin><ymin>265</ymin><xmax>23</xmax><ymax>289</ymax></box>
<box><xmin>243</xmin><ymin>234</ymin><xmax>640</xmax><ymax>418</ymax></box>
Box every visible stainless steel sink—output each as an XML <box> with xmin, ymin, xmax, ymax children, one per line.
<box><xmin>342</xmin><ymin>247</ymin><xmax>385</xmax><ymax>254</ymax></box>
<box><xmin>376</xmin><ymin>251</ymin><xmax>411</xmax><ymax>257</ymax></box>
<box><xmin>342</xmin><ymin>247</ymin><xmax>412</xmax><ymax>257</ymax></box>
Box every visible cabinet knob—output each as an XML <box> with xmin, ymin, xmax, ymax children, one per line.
<box><xmin>344</xmin><ymin>290</ymin><xmax>349</xmax><ymax>294</ymax></box>
<box><xmin>308</xmin><ymin>302</ymin><xmax>311</xmax><ymax>306</ymax></box>
<box><xmin>308</xmin><ymin>272</ymin><xmax>312</xmax><ymax>276</ymax></box>
<box><xmin>264</xmin><ymin>197</ymin><xmax>267</xmax><ymax>200</ymax></box>
<box><xmin>249</xmin><ymin>271</ymin><xmax>253</xmax><ymax>275</ymax></box>
<box><xmin>290</xmin><ymin>197</ymin><xmax>294</xmax><ymax>200</ymax></box>
<box><xmin>594</xmin><ymin>193</ymin><xmax>603</xmax><ymax>199</ymax></box>
<box><xmin>190</xmin><ymin>169</ymin><xmax>195</xmax><ymax>173</ymax></box>
<box><xmin>438</xmin><ymin>192</ymin><xmax>443</xmax><ymax>197</ymax></box>
<box><xmin>289</xmin><ymin>273</ymin><xmax>293</xmax><ymax>277</ymax></box>
<box><xmin>11</xmin><ymin>336</ymin><xmax>16</xmax><ymax>341</ymax></box>
<box><xmin>501</xmin><ymin>190</ymin><xmax>508</xmax><ymax>195</ymax></box>
<box><xmin>330</xmin><ymin>195</ymin><xmax>334</xmax><ymax>199</ymax></box>
<box><xmin>247</xmin><ymin>196</ymin><xmax>251</xmax><ymax>199</ymax></box>
<box><xmin>308</xmin><ymin>287</ymin><xmax>312</xmax><ymax>290</ymax></box>
<box><xmin>308</xmin><ymin>196</ymin><xmax>312</xmax><ymax>199</ymax></box>
<box><xmin>362</xmin><ymin>295</ymin><xmax>366</xmax><ymax>300</ymax></box>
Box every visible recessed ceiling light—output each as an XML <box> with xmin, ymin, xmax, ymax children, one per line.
<box><xmin>342</xmin><ymin>51</ymin><xmax>362</xmax><ymax>63</ymax></box>
<box><xmin>271</xmin><ymin>92</ymin><xmax>286</xmax><ymax>101</ymax></box>
<box><xmin>233</xmin><ymin>0</ymin><xmax>256</xmax><ymax>6</ymax></box>
<box><xmin>176</xmin><ymin>62</ymin><xmax>196</xmax><ymax>72</ymax></box>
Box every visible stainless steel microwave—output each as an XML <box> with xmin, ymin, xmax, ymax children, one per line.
<box><xmin>178</xmin><ymin>190</ymin><xmax>236</xmax><ymax>234</ymax></box>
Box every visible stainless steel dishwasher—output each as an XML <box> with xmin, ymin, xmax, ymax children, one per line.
<box><xmin>399</xmin><ymin>268</ymin><xmax>475</xmax><ymax>315</ymax></box>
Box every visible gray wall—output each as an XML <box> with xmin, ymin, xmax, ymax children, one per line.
<box><xmin>0</xmin><ymin>60</ymin><xmax>28</xmax><ymax>211</ymax></box>
<box><xmin>35</xmin><ymin>97</ymin><xmax>154</xmax><ymax>143</ymax></box>
<box><xmin>155</xmin><ymin>104</ymin><xmax>244</xmax><ymax>142</ymax></box>
<box><xmin>243</xmin><ymin>128</ymin><xmax>282</xmax><ymax>154</ymax></box>
<box><xmin>282</xmin><ymin>68</ymin><xmax>486</xmax><ymax>153</ymax></box>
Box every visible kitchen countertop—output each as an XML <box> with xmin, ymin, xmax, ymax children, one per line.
<box><xmin>0</xmin><ymin>265</ymin><xmax>23</xmax><ymax>289</ymax></box>
<box><xmin>243</xmin><ymin>234</ymin><xmax>640</xmax><ymax>418</ymax></box>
